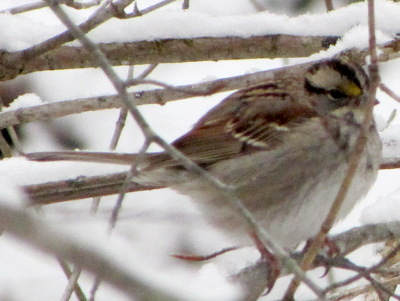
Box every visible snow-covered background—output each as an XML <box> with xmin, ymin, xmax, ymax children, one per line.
<box><xmin>1</xmin><ymin>0</ymin><xmax>400</xmax><ymax>300</ymax></box>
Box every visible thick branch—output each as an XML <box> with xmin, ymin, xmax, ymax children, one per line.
<box><xmin>1</xmin><ymin>34</ymin><xmax>400</xmax><ymax>82</ymax></box>
<box><xmin>0</xmin><ymin>35</ymin><xmax>338</xmax><ymax>81</ymax></box>
<box><xmin>23</xmin><ymin>153</ymin><xmax>397</xmax><ymax>205</ymax></box>
<box><xmin>380</xmin><ymin>157</ymin><xmax>400</xmax><ymax>169</ymax></box>
<box><xmin>24</xmin><ymin>171</ymin><xmax>162</xmax><ymax>205</ymax></box>
<box><xmin>0</xmin><ymin>64</ymin><xmax>280</xmax><ymax>129</ymax></box>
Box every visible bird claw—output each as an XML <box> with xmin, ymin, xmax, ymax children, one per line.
<box><xmin>320</xmin><ymin>265</ymin><xmax>331</xmax><ymax>278</ymax></box>
<box><xmin>251</xmin><ymin>232</ymin><xmax>281</xmax><ymax>294</ymax></box>
<box><xmin>261</xmin><ymin>254</ymin><xmax>281</xmax><ymax>294</ymax></box>
<box><xmin>302</xmin><ymin>237</ymin><xmax>340</xmax><ymax>278</ymax></box>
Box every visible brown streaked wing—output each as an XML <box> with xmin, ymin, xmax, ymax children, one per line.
<box><xmin>147</xmin><ymin>83</ymin><xmax>318</xmax><ymax>169</ymax></box>
<box><xmin>226</xmin><ymin>100</ymin><xmax>317</xmax><ymax>149</ymax></box>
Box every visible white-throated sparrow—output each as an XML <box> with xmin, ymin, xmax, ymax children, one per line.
<box><xmin>28</xmin><ymin>59</ymin><xmax>382</xmax><ymax>250</ymax></box>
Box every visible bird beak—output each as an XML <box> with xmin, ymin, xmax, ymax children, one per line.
<box><xmin>375</xmin><ymin>99</ymin><xmax>380</xmax><ymax>105</ymax></box>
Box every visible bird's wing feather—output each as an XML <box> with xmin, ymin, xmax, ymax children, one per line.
<box><xmin>148</xmin><ymin>84</ymin><xmax>318</xmax><ymax>169</ymax></box>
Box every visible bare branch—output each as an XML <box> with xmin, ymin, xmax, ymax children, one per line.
<box><xmin>108</xmin><ymin>139</ymin><xmax>151</xmax><ymax>230</ymax></box>
<box><xmin>119</xmin><ymin>0</ymin><xmax>178</xmax><ymax>18</ymax></box>
<box><xmin>0</xmin><ymin>35</ymin><xmax>339</xmax><ymax>81</ymax></box>
<box><xmin>20</xmin><ymin>153</ymin><xmax>400</xmax><ymax>205</ymax></box>
<box><xmin>1</xmin><ymin>30</ymin><xmax>400</xmax><ymax>82</ymax></box>
<box><xmin>0</xmin><ymin>1</ymin><xmax>50</xmax><ymax>14</ymax></box>
<box><xmin>0</xmin><ymin>0</ymin><xmax>101</xmax><ymax>15</ymax></box>
<box><xmin>327</xmin><ymin>276</ymin><xmax>400</xmax><ymax>301</ymax></box>
<box><xmin>60</xmin><ymin>264</ymin><xmax>83</xmax><ymax>301</ymax></box>
<box><xmin>0</xmin><ymin>67</ymin><xmax>263</xmax><ymax>129</ymax></box>
<box><xmin>58</xmin><ymin>259</ymin><xmax>87</xmax><ymax>301</ymax></box>
<box><xmin>0</xmin><ymin>61</ymin><xmax>334</xmax><ymax>130</ymax></box>
<box><xmin>380</xmin><ymin>157</ymin><xmax>400</xmax><ymax>169</ymax></box>
<box><xmin>380</xmin><ymin>83</ymin><xmax>400</xmax><ymax>103</ymax></box>
<box><xmin>23</xmin><ymin>171</ymin><xmax>162</xmax><ymax>205</ymax></box>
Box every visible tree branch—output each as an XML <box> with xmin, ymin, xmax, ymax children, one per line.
<box><xmin>0</xmin><ymin>64</ymin><xmax>276</xmax><ymax>129</ymax></box>
<box><xmin>0</xmin><ymin>35</ymin><xmax>339</xmax><ymax>80</ymax></box>
<box><xmin>24</xmin><ymin>171</ymin><xmax>162</xmax><ymax>205</ymax></box>
<box><xmin>20</xmin><ymin>154</ymin><xmax>400</xmax><ymax>206</ymax></box>
<box><xmin>1</xmin><ymin>33</ymin><xmax>400</xmax><ymax>81</ymax></box>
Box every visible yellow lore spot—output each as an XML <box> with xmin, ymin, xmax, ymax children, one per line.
<box><xmin>340</xmin><ymin>81</ymin><xmax>362</xmax><ymax>96</ymax></box>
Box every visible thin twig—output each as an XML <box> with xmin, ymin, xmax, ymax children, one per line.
<box><xmin>119</xmin><ymin>0</ymin><xmax>178</xmax><ymax>18</ymax></box>
<box><xmin>124</xmin><ymin>78</ymin><xmax>225</xmax><ymax>96</ymax></box>
<box><xmin>58</xmin><ymin>258</ymin><xmax>87</xmax><ymax>301</ymax></box>
<box><xmin>328</xmin><ymin>275</ymin><xmax>400</xmax><ymax>301</ymax></box>
<box><xmin>325</xmin><ymin>242</ymin><xmax>400</xmax><ymax>296</ymax></box>
<box><xmin>92</xmin><ymin>64</ymin><xmax>158</xmax><ymax>215</ymax></box>
<box><xmin>6</xmin><ymin>127</ymin><xmax>24</xmax><ymax>155</ymax></box>
<box><xmin>380</xmin><ymin>83</ymin><xmax>400</xmax><ymax>103</ymax></box>
<box><xmin>107</xmin><ymin>65</ymin><xmax>159</xmax><ymax>226</ymax></box>
<box><xmin>60</xmin><ymin>265</ymin><xmax>83</xmax><ymax>301</ymax></box>
<box><xmin>0</xmin><ymin>1</ymin><xmax>49</xmax><ymax>14</ymax></box>
<box><xmin>0</xmin><ymin>0</ymin><xmax>101</xmax><ymax>14</ymax></box>
<box><xmin>109</xmin><ymin>64</ymin><xmax>158</xmax><ymax>149</ymax></box>
<box><xmin>108</xmin><ymin>139</ymin><xmax>151</xmax><ymax>230</ymax></box>
<box><xmin>137</xmin><ymin>64</ymin><xmax>159</xmax><ymax>80</ymax></box>
<box><xmin>365</xmin><ymin>275</ymin><xmax>390</xmax><ymax>301</ymax></box>
<box><xmin>58</xmin><ymin>259</ymin><xmax>87</xmax><ymax>301</ymax></box>
<box><xmin>89</xmin><ymin>275</ymin><xmax>102</xmax><ymax>301</ymax></box>
<box><xmin>365</xmin><ymin>273</ymin><xmax>400</xmax><ymax>301</ymax></box>
<box><xmin>108</xmin><ymin>109</ymin><xmax>128</xmax><ymax>153</ymax></box>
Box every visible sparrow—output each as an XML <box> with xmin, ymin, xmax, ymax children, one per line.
<box><xmin>27</xmin><ymin>59</ymin><xmax>382</xmax><ymax>250</ymax></box>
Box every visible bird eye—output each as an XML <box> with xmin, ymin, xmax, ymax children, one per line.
<box><xmin>328</xmin><ymin>89</ymin><xmax>347</xmax><ymax>100</ymax></box>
